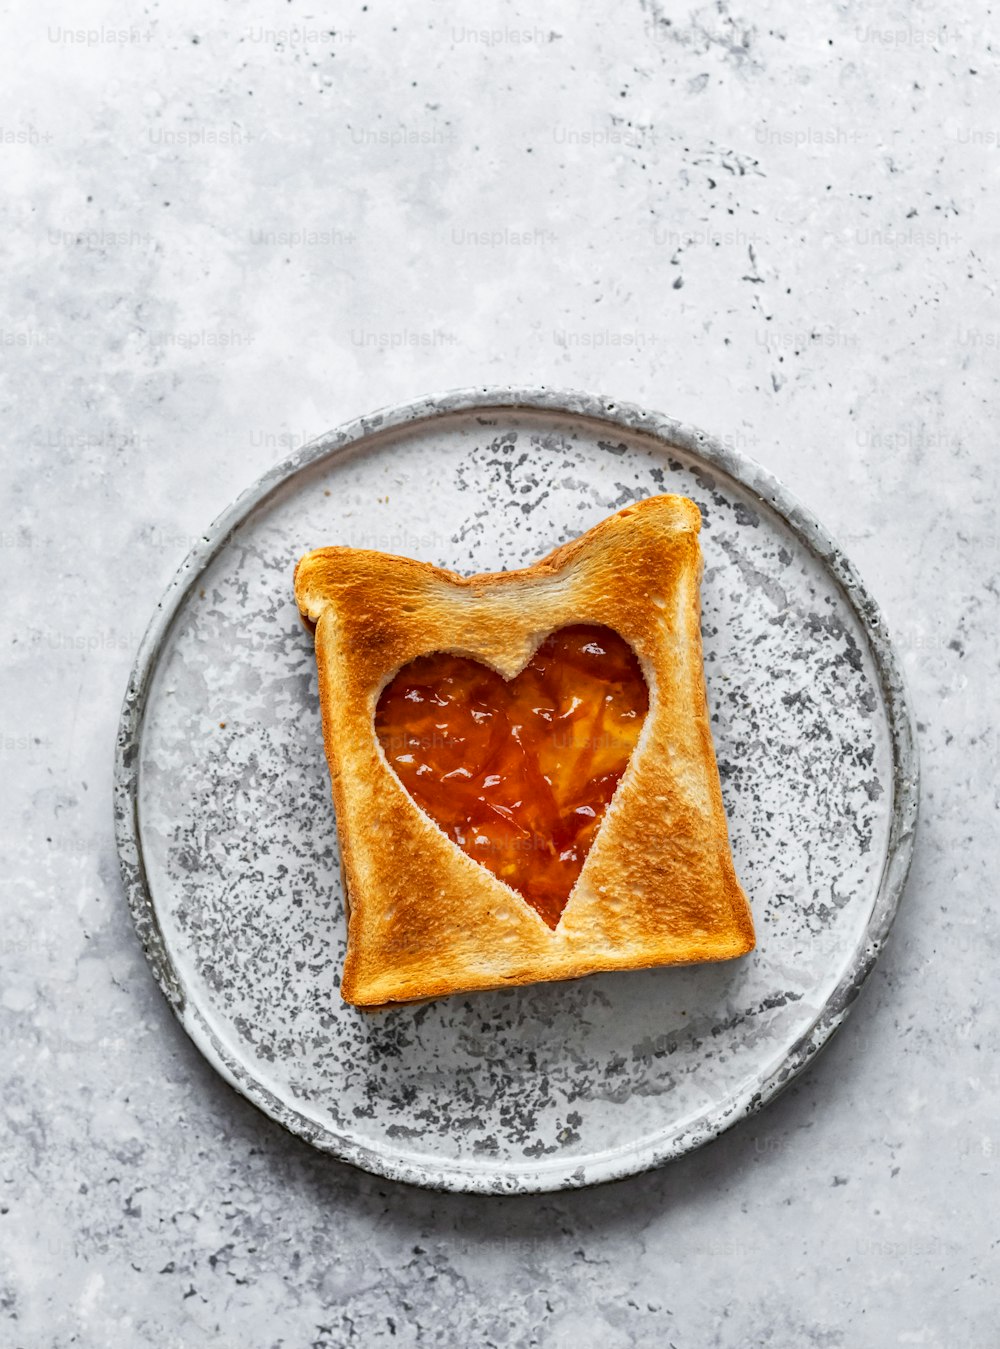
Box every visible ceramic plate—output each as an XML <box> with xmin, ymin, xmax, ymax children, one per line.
<box><xmin>114</xmin><ymin>388</ymin><xmax>918</xmax><ymax>1194</ymax></box>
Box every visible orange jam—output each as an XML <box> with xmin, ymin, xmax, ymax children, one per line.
<box><xmin>374</xmin><ymin>625</ymin><xmax>649</xmax><ymax>928</ymax></box>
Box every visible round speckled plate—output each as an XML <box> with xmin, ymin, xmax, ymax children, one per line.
<box><xmin>114</xmin><ymin>388</ymin><xmax>918</xmax><ymax>1194</ymax></box>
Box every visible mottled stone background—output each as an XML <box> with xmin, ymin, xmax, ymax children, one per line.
<box><xmin>2</xmin><ymin>0</ymin><xmax>996</xmax><ymax>1346</ymax></box>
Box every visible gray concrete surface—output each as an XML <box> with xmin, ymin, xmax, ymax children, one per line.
<box><xmin>1</xmin><ymin>1</ymin><xmax>997</xmax><ymax>1345</ymax></box>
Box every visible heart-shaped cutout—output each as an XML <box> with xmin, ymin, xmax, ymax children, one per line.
<box><xmin>375</xmin><ymin>625</ymin><xmax>649</xmax><ymax>928</ymax></box>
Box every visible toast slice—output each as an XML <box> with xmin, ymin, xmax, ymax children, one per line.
<box><xmin>294</xmin><ymin>494</ymin><xmax>754</xmax><ymax>1008</ymax></box>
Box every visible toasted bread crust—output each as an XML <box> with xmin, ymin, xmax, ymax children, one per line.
<box><xmin>295</xmin><ymin>495</ymin><xmax>755</xmax><ymax>1007</ymax></box>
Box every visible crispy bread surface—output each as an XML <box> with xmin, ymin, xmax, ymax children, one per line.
<box><xmin>294</xmin><ymin>495</ymin><xmax>754</xmax><ymax>1007</ymax></box>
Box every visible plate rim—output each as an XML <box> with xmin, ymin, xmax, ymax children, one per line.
<box><xmin>113</xmin><ymin>386</ymin><xmax>920</xmax><ymax>1194</ymax></box>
